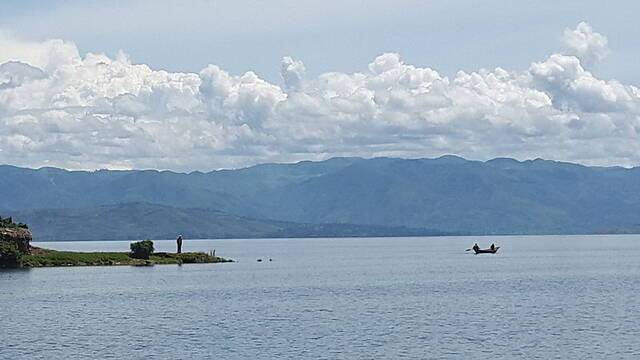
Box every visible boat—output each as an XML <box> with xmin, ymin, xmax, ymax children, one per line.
<box><xmin>473</xmin><ymin>246</ymin><xmax>500</xmax><ymax>254</ymax></box>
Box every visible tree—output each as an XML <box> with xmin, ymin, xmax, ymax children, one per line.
<box><xmin>130</xmin><ymin>240</ymin><xmax>154</xmax><ymax>259</ymax></box>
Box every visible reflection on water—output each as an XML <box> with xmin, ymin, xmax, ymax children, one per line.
<box><xmin>3</xmin><ymin>235</ymin><xmax>640</xmax><ymax>359</ymax></box>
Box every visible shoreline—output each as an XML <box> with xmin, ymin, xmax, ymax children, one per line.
<box><xmin>16</xmin><ymin>247</ymin><xmax>232</xmax><ymax>268</ymax></box>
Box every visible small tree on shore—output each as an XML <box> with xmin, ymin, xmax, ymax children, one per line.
<box><xmin>130</xmin><ymin>240</ymin><xmax>154</xmax><ymax>259</ymax></box>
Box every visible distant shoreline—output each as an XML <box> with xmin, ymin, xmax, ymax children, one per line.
<box><xmin>18</xmin><ymin>246</ymin><xmax>232</xmax><ymax>268</ymax></box>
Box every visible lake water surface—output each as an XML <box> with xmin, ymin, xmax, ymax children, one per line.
<box><xmin>2</xmin><ymin>235</ymin><xmax>640</xmax><ymax>359</ymax></box>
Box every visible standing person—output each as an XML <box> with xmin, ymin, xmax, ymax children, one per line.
<box><xmin>176</xmin><ymin>235</ymin><xmax>183</xmax><ymax>254</ymax></box>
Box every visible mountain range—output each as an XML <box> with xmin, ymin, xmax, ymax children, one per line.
<box><xmin>2</xmin><ymin>156</ymin><xmax>640</xmax><ymax>240</ymax></box>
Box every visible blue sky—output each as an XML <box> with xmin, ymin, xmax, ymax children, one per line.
<box><xmin>2</xmin><ymin>0</ymin><xmax>638</xmax><ymax>84</ymax></box>
<box><xmin>0</xmin><ymin>1</ymin><xmax>639</xmax><ymax>170</ymax></box>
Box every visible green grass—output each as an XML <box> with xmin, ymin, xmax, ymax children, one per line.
<box><xmin>20</xmin><ymin>248</ymin><xmax>231</xmax><ymax>267</ymax></box>
<box><xmin>151</xmin><ymin>252</ymin><xmax>230</xmax><ymax>264</ymax></box>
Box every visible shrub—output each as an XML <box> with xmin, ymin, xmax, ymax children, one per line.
<box><xmin>0</xmin><ymin>216</ymin><xmax>28</xmax><ymax>229</ymax></box>
<box><xmin>130</xmin><ymin>240</ymin><xmax>154</xmax><ymax>259</ymax></box>
<box><xmin>0</xmin><ymin>241</ymin><xmax>22</xmax><ymax>267</ymax></box>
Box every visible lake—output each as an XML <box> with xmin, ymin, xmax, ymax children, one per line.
<box><xmin>2</xmin><ymin>235</ymin><xmax>640</xmax><ymax>359</ymax></box>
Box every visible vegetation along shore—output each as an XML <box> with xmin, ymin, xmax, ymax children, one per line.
<box><xmin>0</xmin><ymin>218</ymin><xmax>231</xmax><ymax>268</ymax></box>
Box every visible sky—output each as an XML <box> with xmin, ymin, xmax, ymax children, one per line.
<box><xmin>1</xmin><ymin>0</ymin><xmax>639</xmax><ymax>170</ymax></box>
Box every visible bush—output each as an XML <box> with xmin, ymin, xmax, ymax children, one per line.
<box><xmin>130</xmin><ymin>240</ymin><xmax>154</xmax><ymax>259</ymax></box>
<box><xmin>0</xmin><ymin>241</ymin><xmax>22</xmax><ymax>267</ymax></box>
<box><xmin>0</xmin><ymin>216</ymin><xmax>28</xmax><ymax>229</ymax></box>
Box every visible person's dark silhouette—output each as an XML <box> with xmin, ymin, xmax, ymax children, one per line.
<box><xmin>490</xmin><ymin>243</ymin><xmax>496</xmax><ymax>251</ymax></box>
<box><xmin>177</xmin><ymin>235</ymin><xmax>183</xmax><ymax>254</ymax></box>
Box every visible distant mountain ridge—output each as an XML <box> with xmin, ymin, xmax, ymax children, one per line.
<box><xmin>2</xmin><ymin>156</ymin><xmax>640</xmax><ymax>240</ymax></box>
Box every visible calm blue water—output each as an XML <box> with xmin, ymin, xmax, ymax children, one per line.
<box><xmin>2</xmin><ymin>235</ymin><xmax>640</xmax><ymax>359</ymax></box>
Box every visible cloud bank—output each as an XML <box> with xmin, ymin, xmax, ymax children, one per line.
<box><xmin>1</xmin><ymin>23</ymin><xmax>639</xmax><ymax>170</ymax></box>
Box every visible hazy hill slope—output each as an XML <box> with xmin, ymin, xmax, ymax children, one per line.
<box><xmin>12</xmin><ymin>202</ymin><xmax>446</xmax><ymax>241</ymax></box>
<box><xmin>0</xmin><ymin>157</ymin><xmax>359</xmax><ymax>215</ymax></box>
<box><xmin>251</xmin><ymin>157</ymin><xmax>640</xmax><ymax>234</ymax></box>
<box><xmin>3</xmin><ymin>156</ymin><xmax>640</xmax><ymax>236</ymax></box>
<box><xmin>11</xmin><ymin>202</ymin><xmax>281</xmax><ymax>241</ymax></box>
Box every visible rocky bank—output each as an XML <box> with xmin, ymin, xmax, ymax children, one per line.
<box><xmin>0</xmin><ymin>227</ymin><xmax>33</xmax><ymax>253</ymax></box>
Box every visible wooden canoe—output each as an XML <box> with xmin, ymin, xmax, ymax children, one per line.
<box><xmin>474</xmin><ymin>246</ymin><xmax>500</xmax><ymax>254</ymax></box>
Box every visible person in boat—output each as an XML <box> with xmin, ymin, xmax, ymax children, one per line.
<box><xmin>490</xmin><ymin>243</ymin><xmax>496</xmax><ymax>251</ymax></box>
<box><xmin>176</xmin><ymin>234</ymin><xmax>183</xmax><ymax>254</ymax></box>
<box><xmin>473</xmin><ymin>243</ymin><xmax>480</xmax><ymax>252</ymax></box>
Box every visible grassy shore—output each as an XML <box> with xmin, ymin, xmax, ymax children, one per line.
<box><xmin>20</xmin><ymin>247</ymin><xmax>232</xmax><ymax>267</ymax></box>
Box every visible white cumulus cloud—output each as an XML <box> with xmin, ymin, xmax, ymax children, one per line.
<box><xmin>0</xmin><ymin>23</ymin><xmax>639</xmax><ymax>171</ymax></box>
<box><xmin>562</xmin><ymin>21</ymin><xmax>609</xmax><ymax>65</ymax></box>
<box><xmin>281</xmin><ymin>56</ymin><xmax>306</xmax><ymax>92</ymax></box>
